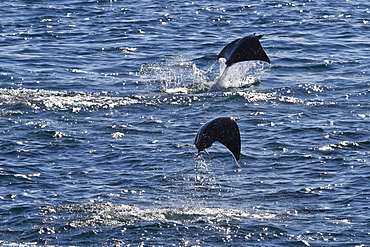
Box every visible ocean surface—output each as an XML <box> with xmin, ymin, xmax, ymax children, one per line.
<box><xmin>1</xmin><ymin>0</ymin><xmax>369</xmax><ymax>246</ymax></box>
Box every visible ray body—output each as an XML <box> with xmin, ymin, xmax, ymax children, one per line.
<box><xmin>217</xmin><ymin>34</ymin><xmax>270</xmax><ymax>67</ymax></box>
<box><xmin>195</xmin><ymin>117</ymin><xmax>241</xmax><ymax>161</ymax></box>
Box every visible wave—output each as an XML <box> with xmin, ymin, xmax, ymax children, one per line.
<box><xmin>0</xmin><ymin>87</ymin><xmax>319</xmax><ymax>115</ymax></box>
<box><xmin>41</xmin><ymin>202</ymin><xmax>275</xmax><ymax>228</ymax></box>
<box><xmin>0</xmin><ymin>88</ymin><xmax>141</xmax><ymax>111</ymax></box>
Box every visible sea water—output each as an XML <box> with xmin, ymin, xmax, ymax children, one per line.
<box><xmin>0</xmin><ymin>0</ymin><xmax>369</xmax><ymax>246</ymax></box>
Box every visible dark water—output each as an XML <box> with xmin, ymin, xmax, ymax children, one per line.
<box><xmin>1</xmin><ymin>0</ymin><xmax>370</xmax><ymax>246</ymax></box>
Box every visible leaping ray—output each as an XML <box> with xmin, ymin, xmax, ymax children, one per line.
<box><xmin>194</xmin><ymin>117</ymin><xmax>241</xmax><ymax>161</ymax></box>
<box><xmin>209</xmin><ymin>34</ymin><xmax>270</xmax><ymax>91</ymax></box>
<box><xmin>217</xmin><ymin>34</ymin><xmax>270</xmax><ymax>67</ymax></box>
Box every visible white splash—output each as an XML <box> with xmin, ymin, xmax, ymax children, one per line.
<box><xmin>139</xmin><ymin>55</ymin><xmax>269</xmax><ymax>94</ymax></box>
<box><xmin>209</xmin><ymin>61</ymin><xmax>267</xmax><ymax>91</ymax></box>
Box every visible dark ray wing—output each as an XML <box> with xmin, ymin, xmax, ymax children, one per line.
<box><xmin>217</xmin><ymin>124</ymin><xmax>241</xmax><ymax>161</ymax></box>
<box><xmin>195</xmin><ymin>117</ymin><xmax>241</xmax><ymax>161</ymax></box>
<box><xmin>217</xmin><ymin>38</ymin><xmax>241</xmax><ymax>61</ymax></box>
<box><xmin>217</xmin><ymin>34</ymin><xmax>270</xmax><ymax>67</ymax></box>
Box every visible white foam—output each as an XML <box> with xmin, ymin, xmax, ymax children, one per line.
<box><xmin>42</xmin><ymin>203</ymin><xmax>276</xmax><ymax>228</ymax></box>
<box><xmin>0</xmin><ymin>88</ymin><xmax>141</xmax><ymax>111</ymax></box>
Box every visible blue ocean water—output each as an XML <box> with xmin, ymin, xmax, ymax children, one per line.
<box><xmin>1</xmin><ymin>0</ymin><xmax>369</xmax><ymax>246</ymax></box>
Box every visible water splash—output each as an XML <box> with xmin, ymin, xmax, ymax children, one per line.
<box><xmin>210</xmin><ymin>61</ymin><xmax>269</xmax><ymax>91</ymax></box>
<box><xmin>138</xmin><ymin>55</ymin><xmax>208</xmax><ymax>93</ymax></box>
<box><xmin>139</xmin><ymin>55</ymin><xmax>269</xmax><ymax>94</ymax></box>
